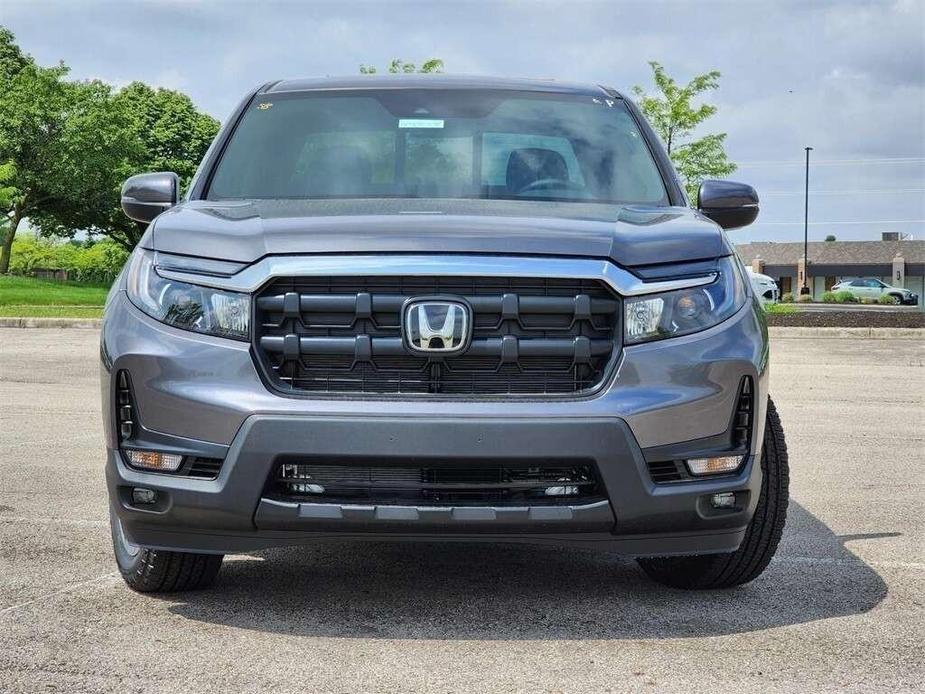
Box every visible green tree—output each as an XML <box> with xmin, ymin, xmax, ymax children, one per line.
<box><xmin>633</xmin><ymin>61</ymin><xmax>736</xmax><ymax>201</ymax></box>
<box><xmin>824</xmin><ymin>234</ymin><xmax>836</xmax><ymax>242</ymax></box>
<box><xmin>360</xmin><ymin>58</ymin><xmax>444</xmax><ymax>74</ymax></box>
<box><xmin>0</xmin><ymin>26</ymin><xmax>29</xmax><ymax>83</ymax></box>
<box><xmin>96</xmin><ymin>82</ymin><xmax>220</xmax><ymax>249</ymax></box>
<box><xmin>0</xmin><ymin>28</ymin><xmax>136</xmax><ymax>273</ymax></box>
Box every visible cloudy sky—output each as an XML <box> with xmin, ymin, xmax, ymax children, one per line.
<box><xmin>3</xmin><ymin>0</ymin><xmax>923</xmax><ymax>242</ymax></box>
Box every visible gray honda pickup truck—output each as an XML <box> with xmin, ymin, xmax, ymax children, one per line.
<box><xmin>102</xmin><ymin>75</ymin><xmax>788</xmax><ymax>592</ymax></box>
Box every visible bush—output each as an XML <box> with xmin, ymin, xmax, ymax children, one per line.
<box><xmin>8</xmin><ymin>234</ymin><xmax>128</xmax><ymax>284</ymax></box>
<box><xmin>821</xmin><ymin>291</ymin><xmax>837</xmax><ymax>303</ymax></box>
<box><xmin>780</xmin><ymin>292</ymin><xmax>794</xmax><ymax>303</ymax></box>
<box><xmin>764</xmin><ymin>303</ymin><xmax>797</xmax><ymax>315</ymax></box>
<box><xmin>878</xmin><ymin>294</ymin><xmax>897</xmax><ymax>305</ymax></box>
<box><xmin>796</xmin><ymin>293</ymin><xmax>813</xmax><ymax>303</ymax></box>
<box><xmin>834</xmin><ymin>290</ymin><xmax>857</xmax><ymax>303</ymax></box>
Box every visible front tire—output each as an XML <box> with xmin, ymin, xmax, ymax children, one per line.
<box><xmin>110</xmin><ymin>509</ymin><xmax>223</xmax><ymax>592</ymax></box>
<box><xmin>637</xmin><ymin>398</ymin><xmax>789</xmax><ymax>589</ymax></box>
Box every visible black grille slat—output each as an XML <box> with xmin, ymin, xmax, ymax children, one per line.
<box><xmin>267</xmin><ymin>461</ymin><xmax>603</xmax><ymax>506</ymax></box>
<box><xmin>253</xmin><ymin>275</ymin><xmax>621</xmax><ymax>396</ymax></box>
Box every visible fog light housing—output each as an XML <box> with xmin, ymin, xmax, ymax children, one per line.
<box><xmin>132</xmin><ymin>487</ymin><xmax>158</xmax><ymax>505</ymax></box>
<box><xmin>686</xmin><ymin>455</ymin><xmax>744</xmax><ymax>476</ymax></box>
<box><xmin>125</xmin><ymin>450</ymin><xmax>183</xmax><ymax>472</ymax></box>
<box><xmin>710</xmin><ymin>492</ymin><xmax>737</xmax><ymax>509</ymax></box>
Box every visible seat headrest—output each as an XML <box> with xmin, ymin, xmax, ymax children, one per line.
<box><xmin>506</xmin><ymin>148</ymin><xmax>569</xmax><ymax>192</ymax></box>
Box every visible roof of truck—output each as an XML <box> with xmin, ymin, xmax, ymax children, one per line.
<box><xmin>263</xmin><ymin>73</ymin><xmax>623</xmax><ymax>98</ymax></box>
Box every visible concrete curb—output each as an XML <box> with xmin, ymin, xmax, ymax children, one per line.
<box><xmin>768</xmin><ymin>326</ymin><xmax>923</xmax><ymax>339</ymax></box>
<box><xmin>0</xmin><ymin>317</ymin><xmax>103</xmax><ymax>329</ymax></box>
<box><xmin>0</xmin><ymin>318</ymin><xmax>921</xmax><ymax>339</ymax></box>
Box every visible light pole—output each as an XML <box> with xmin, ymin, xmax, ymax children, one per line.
<box><xmin>801</xmin><ymin>146</ymin><xmax>813</xmax><ymax>295</ymax></box>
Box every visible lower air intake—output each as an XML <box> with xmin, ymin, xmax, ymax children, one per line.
<box><xmin>265</xmin><ymin>459</ymin><xmax>603</xmax><ymax>506</ymax></box>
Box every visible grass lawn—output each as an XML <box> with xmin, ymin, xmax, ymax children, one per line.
<box><xmin>0</xmin><ymin>275</ymin><xmax>109</xmax><ymax>318</ymax></box>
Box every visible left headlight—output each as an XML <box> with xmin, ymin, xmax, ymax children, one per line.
<box><xmin>125</xmin><ymin>249</ymin><xmax>250</xmax><ymax>340</ymax></box>
<box><xmin>624</xmin><ymin>255</ymin><xmax>746</xmax><ymax>345</ymax></box>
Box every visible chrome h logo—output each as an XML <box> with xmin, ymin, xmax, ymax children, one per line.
<box><xmin>402</xmin><ymin>299</ymin><xmax>471</xmax><ymax>354</ymax></box>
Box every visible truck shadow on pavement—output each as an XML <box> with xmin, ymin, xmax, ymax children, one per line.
<box><xmin>165</xmin><ymin>501</ymin><xmax>890</xmax><ymax>640</ymax></box>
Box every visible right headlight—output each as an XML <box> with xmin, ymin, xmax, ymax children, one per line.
<box><xmin>125</xmin><ymin>249</ymin><xmax>250</xmax><ymax>341</ymax></box>
<box><xmin>624</xmin><ymin>256</ymin><xmax>746</xmax><ymax>345</ymax></box>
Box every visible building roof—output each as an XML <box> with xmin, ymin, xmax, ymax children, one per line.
<box><xmin>264</xmin><ymin>74</ymin><xmax>620</xmax><ymax>98</ymax></box>
<box><xmin>735</xmin><ymin>240</ymin><xmax>925</xmax><ymax>266</ymax></box>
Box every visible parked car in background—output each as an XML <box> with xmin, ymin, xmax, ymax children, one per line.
<box><xmin>830</xmin><ymin>278</ymin><xmax>919</xmax><ymax>305</ymax></box>
<box><xmin>747</xmin><ymin>268</ymin><xmax>778</xmax><ymax>304</ymax></box>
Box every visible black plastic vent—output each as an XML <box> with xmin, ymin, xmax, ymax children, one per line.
<box><xmin>115</xmin><ymin>371</ymin><xmax>135</xmax><ymax>441</ymax></box>
<box><xmin>252</xmin><ymin>275</ymin><xmax>621</xmax><ymax>396</ymax></box>
<box><xmin>265</xmin><ymin>459</ymin><xmax>604</xmax><ymax>506</ymax></box>
<box><xmin>733</xmin><ymin>377</ymin><xmax>754</xmax><ymax>449</ymax></box>
<box><xmin>646</xmin><ymin>460</ymin><xmax>688</xmax><ymax>483</ymax></box>
<box><xmin>186</xmin><ymin>457</ymin><xmax>224</xmax><ymax>480</ymax></box>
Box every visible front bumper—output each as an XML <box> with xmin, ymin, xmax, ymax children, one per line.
<box><xmin>103</xmin><ymin>291</ymin><xmax>769</xmax><ymax>556</ymax></box>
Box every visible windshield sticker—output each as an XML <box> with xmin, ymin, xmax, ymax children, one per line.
<box><xmin>256</xmin><ymin>102</ymin><xmax>273</xmax><ymax>110</ymax></box>
<box><xmin>399</xmin><ymin>118</ymin><xmax>445</xmax><ymax>129</ymax></box>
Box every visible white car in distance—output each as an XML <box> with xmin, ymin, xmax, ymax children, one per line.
<box><xmin>747</xmin><ymin>268</ymin><xmax>779</xmax><ymax>304</ymax></box>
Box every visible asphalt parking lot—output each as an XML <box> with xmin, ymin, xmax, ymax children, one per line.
<box><xmin>1</xmin><ymin>329</ymin><xmax>922</xmax><ymax>693</ymax></box>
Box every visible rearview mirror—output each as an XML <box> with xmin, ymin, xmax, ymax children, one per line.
<box><xmin>697</xmin><ymin>180</ymin><xmax>759</xmax><ymax>230</ymax></box>
<box><xmin>121</xmin><ymin>172</ymin><xmax>179</xmax><ymax>223</ymax></box>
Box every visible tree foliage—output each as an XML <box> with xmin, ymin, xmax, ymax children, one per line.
<box><xmin>633</xmin><ymin>62</ymin><xmax>736</xmax><ymax>202</ymax></box>
<box><xmin>360</xmin><ymin>58</ymin><xmax>444</xmax><ymax>74</ymax></box>
<box><xmin>0</xmin><ymin>26</ymin><xmax>220</xmax><ymax>270</ymax></box>
<box><xmin>100</xmin><ymin>82</ymin><xmax>219</xmax><ymax>248</ymax></box>
<box><xmin>0</xmin><ymin>28</ymin><xmax>136</xmax><ymax>272</ymax></box>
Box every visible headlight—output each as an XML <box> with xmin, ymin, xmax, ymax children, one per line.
<box><xmin>624</xmin><ymin>256</ymin><xmax>746</xmax><ymax>345</ymax></box>
<box><xmin>125</xmin><ymin>249</ymin><xmax>250</xmax><ymax>340</ymax></box>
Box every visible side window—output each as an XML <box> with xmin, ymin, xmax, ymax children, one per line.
<box><xmin>866</xmin><ymin>279</ymin><xmax>882</xmax><ymax>288</ymax></box>
<box><xmin>850</xmin><ymin>280</ymin><xmax>866</xmax><ymax>287</ymax></box>
<box><xmin>482</xmin><ymin>133</ymin><xmax>584</xmax><ymax>187</ymax></box>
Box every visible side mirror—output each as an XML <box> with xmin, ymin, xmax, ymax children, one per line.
<box><xmin>697</xmin><ymin>180</ymin><xmax>759</xmax><ymax>230</ymax></box>
<box><xmin>121</xmin><ymin>172</ymin><xmax>179</xmax><ymax>223</ymax></box>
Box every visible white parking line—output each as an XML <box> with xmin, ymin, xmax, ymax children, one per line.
<box><xmin>0</xmin><ymin>517</ymin><xmax>107</xmax><ymax>527</ymax></box>
<box><xmin>0</xmin><ymin>573</ymin><xmax>120</xmax><ymax>618</ymax></box>
<box><xmin>774</xmin><ymin>556</ymin><xmax>925</xmax><ymax>570</ymax></box>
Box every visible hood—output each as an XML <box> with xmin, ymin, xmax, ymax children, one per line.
<box><xmin>147</xmin><ymin>198</ymin><xmax>731</xmax><ymax>270</ymax></box>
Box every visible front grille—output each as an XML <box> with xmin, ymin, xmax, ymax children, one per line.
<box><xmin>253</xmin><ymin>275</ymin><xmax>621</xmax><ymax>395</ymax></box>
<box><xmin>265</xmin><ymin>459</ymin><xmax>603</xmax><ymax>506</ymax></box>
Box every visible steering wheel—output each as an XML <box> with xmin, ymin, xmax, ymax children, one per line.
<box><xmin>517</xmin><ymin>178</ymin><xmax>585</xmax><ymax>194</ymax></box>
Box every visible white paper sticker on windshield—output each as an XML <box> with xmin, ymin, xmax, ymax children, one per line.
<box><xmin>398</xmin><ymin>119</ymin><xmax>445</xmax><ymax>129</ymax></box>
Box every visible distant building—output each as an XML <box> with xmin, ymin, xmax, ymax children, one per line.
<box><xmin>735</xmin><ymin>239</ymin><xmax>924</xmax><ymax>308</ymax></box>
<box><xmin>880</xmin><ymin>232</ymin><xmax>913</xmax><ymax>242</ymax></box>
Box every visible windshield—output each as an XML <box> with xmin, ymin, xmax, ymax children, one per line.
<box><xmin>206</xmin><ymin>89</ymin><xmax>669</xmax><ymax>205</ymax></box>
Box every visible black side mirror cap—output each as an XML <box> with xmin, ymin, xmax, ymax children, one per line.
<box><xmin>121</xmin><ymin>172</ymin><xmax>179</xmax><ymax>223</ymax></box>
<box><xmin>697</xmin><ymin>180</ymin><xmax>759</xmax><ymax>230</ymax></box>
